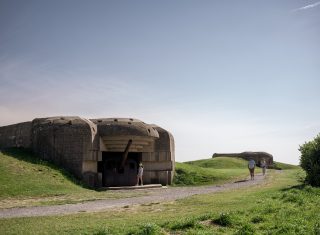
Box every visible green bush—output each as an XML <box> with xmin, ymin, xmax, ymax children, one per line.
<box><xmin>272</xmin><ymin>161</ymin><xmax>299</xmax><ymax>170</ymax></box>
<box><xmin>213</xmin><ymin>213</ymin><xmax>233</xmax><ymax>227</ymax></box>
<box><xmin>130</xmin><ymin>223</ymin><xmax>164</xmax><ymax>235</ymax></box>
<box><xmin>169</xmin><ymin>217</ymin><xmax>198</xmax><ymax>230</ymax></box>
<box><xmin>299</xmin><ymin>134</ymin><xmax>320</xmax><ymax>187</ymax></box>
<box><xmin>173</xmin><ymin>168</ymin><xmax>195</xmax><ymax>185</ymax></box>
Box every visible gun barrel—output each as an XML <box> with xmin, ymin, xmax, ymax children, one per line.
<box><xmin>120</xmin><ymin>139</ymin><xmax>133</xmax><ymax>168</ymax></box>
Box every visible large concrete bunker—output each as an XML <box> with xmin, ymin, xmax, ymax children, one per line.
<box><xmin>0</xmin><ymin>117</ymin><xmax>175</xmax><ymax>188</ymax></box>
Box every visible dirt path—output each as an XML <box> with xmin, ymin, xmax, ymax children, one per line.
<box><xmin>0</xmin><ymin>174</ymin><xmax>267</xmax><ymax>219</ymax></box>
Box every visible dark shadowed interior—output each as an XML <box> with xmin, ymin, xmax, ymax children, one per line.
<box><xmin>99</xmin><ymin>152</ymin><xmax>142</xmax><ymax>186</ymax></box>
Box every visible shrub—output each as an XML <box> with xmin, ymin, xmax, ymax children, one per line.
<box><xmin>213</xmin><ymin>213</ymin><xmax>233</xmax><ymax>227</ymax></box>
<box><xmin>130</xmin><ymin>223</ymin><xmax>164</xmax><ymax>235</ymax></box>
<box><xmin>169</xmin><ymin>217</ymin><xmax>198</xmax><ymax>230</ymax></box>
<box><xmin>173</xmin><ymin>168</ymin><xmax>195</xmax><ymax>185</ymax></box>
<box><xmin>196</xmin><ymin>213</ymin><xmax>214</xmax><ymax>221</ymax></box>
<box><xmin>299</xmin><ymin>134</ymin><xmax>320</xmax><ymax>187</ymax></box>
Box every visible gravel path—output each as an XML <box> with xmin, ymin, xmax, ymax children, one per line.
<box><xmin>0</xmin><ymin>174</ymin><xmax>266</xmax><ymax>219</ymax></box>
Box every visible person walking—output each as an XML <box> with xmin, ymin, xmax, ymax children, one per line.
<box><xmin>136</xmin><ymin>163</ymin><xmax>144</xmax><ymax>186</ymax></box>
<box><xmin>248</xmin><ymin>159</ymin><xmax>256</xmax><ymax>180</ymax></box>
<box><xmin>261</xmin><ymin>159</ymin><xmax>267</xmax><ymax>176</ymax></box>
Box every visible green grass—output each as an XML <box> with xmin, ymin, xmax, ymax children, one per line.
<box><xmin>0</xmin><ymin>148</ymin><xmax>84</xmax><ymax>198</ymax></box>
<box><xmin>186</xmin><ymin>157</ymin><xmax>248</xmax><ymax>169</ymax></box>
<box><xmin>173</xmin><ymin>157</ymin><xmax>259</xmax><ymax>186</ymax></box>
<box><xmin>2</xmin><ymin>169</ymin><xmax>317</xmax><ymax>235</ymax></box>
<box><xmin>0</xmin><ymin>149</ymin><xmax>315</xmax><ymax>235</ymax></box>
<box><xmin>0</xmin><ymin>149</ymin><xmax>148</xmax><ymax>208</ymax></box>
<box><xmin>273</xmin><ymin>161</ymin><xmax>300</xmax><ymax>170</ymax></box>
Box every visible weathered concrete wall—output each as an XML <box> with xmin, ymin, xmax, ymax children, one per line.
<box><xmin>31</xmin><ymin>117</ymin><xmax>98</xmax><ymax>184</ymax></box>
<box><xmin>91</xmin><ymin>118</ymin><xmax>159</xmax><ymax>138</ymax></box>
<box><xmin>142</xmin><ymin>125</ymin><xmax>175</xmax><ymax>185</ymax></box>
<box><xmin>0</xmin><ymin>122</ymin><xmax>32</xmax><ymax>148</ymax></box>
<box><xmin>212</xmin><ymin>152</ymin><xmax>273</xmax><ymax>166</ymax></box>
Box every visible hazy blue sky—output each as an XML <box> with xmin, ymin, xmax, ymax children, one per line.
<box><xmin>1</xmin><ymin>0</ymin><xmax>319</xmax><ymax>164</ymax></box>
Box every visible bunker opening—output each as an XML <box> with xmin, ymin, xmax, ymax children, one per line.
<box><xmin>98</xmin><ymin>151</ymin><xmax>142</xmax><ymax>187</ymax></box>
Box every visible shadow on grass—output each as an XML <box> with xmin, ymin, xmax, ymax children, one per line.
<box><xmin>0</xmin><ymin>147</ymin><xmax>90</xmax><ymax>189</ymax></box>
<box><xmin>280</xmin><ymin>183</ymin><xmax>319</xmax><ymax>192</ymax></box>
<box><xmin>281</xmin><ymin>184</ymin><xmax>304</xmax><ymax>191</ymax></box>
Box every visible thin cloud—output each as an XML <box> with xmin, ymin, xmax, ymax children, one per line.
<box><xmin>294</xmin><ymin>1</ymin><xmax>320</xmax><ymax>11</ymax></box>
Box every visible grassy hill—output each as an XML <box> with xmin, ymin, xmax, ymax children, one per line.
<box><xmin>186</xmin><ymin>156</ymin><xmax>248</xmax><ymax>169</ymax></box>
<box><xmin>273</xmin><ymin>161</ymin><xmax>300</xmax><ymax>170</ymax></box>
<box><xmin>0</xmin><ymin>148</ymin><xmax>84</xmax><ymax>199</ymax></box>
<box><xmin>173</xmin><ymin>157</ymin><xmax>256</xmax><ymax>186</ymax></box>
<box><xmin>173</xmin><ymin>157</ymin><xmax>299</xmax><ymax>186</ymax></box>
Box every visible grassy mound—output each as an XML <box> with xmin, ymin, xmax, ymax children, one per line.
<box><xmin>272</xmin><ymin>161</ymin><xmax>299</xmax><ymax>170</ymax></box>
<box><xmin>0</xmin><ymin>149</ymin><xmax>147</xmax><ymax>208</ymax></box>
<box><xmin>0</xmin><ymin>148</ymin><xmax>84</xmax><ymax>198</ymax></box>
<box><xmin>173</xmin><ymin>157</ymin><xmax>299</xmax><ymax>186</ymax></box>
<box><xmin>173</xmin><ymin>157</ymin><xmax>252</xmax><ymax>186</ymax></box>
<box><xmin>186</xmin><ymin>156</ymin><xmax>248</xmax><ymax>168</ymax></box>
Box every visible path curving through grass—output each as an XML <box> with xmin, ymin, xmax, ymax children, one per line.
<box><xmin>0</xmin><ymin>173</ymin><xmax>268</xmax><ymax>219</ymax></box>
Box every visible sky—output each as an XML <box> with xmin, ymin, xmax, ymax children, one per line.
<box><xmin>0</xmin><ymin>0</ymin><xmax>319</xmax><ymax>164</ymax></box>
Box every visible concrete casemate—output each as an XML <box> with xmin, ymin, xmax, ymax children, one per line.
<box><xmin>0</xmin><ymin>117</ymin><xmax>175</xmax><ymax>188</ymax></box>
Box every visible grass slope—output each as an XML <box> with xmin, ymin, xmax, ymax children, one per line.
<box><xmin>0</xmin><ymin>149</ymin><xmax>148</xmax><ymax>208</ymax></box>
<box><xmin>173</xmin><ymin>157</ymin><xmax>258</xmax><ymax>186</ymax></box>
<box><xmin>187</xmin><ymin>156</ymin><xmax>248</xmax><ymax>169</ymax></box>
<box><xmin>273</xmin><ymin>161</ymin><xmax>300</xmax><ymax>170</ymax></box>
<box><xmin>1</xmin><ymin>168</ymin><xmax>317</xmax><ymax>235</ymax></box>
<box><xmin>0</xmin><ymin>148</ymin><xmax>83</xmax><ymax>198</ymax></box>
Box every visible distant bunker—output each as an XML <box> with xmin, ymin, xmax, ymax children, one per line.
<box><xmin>212</xmin><ymin>152</ymin><xmax>273</xmax><ymax>167</ymax></box>
<box><xmin>0</xmin><ymin>117</ymin><xmax>175</xmax><ymax>188</ymax></box>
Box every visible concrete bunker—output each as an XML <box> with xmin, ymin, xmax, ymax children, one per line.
<box><xmin>0</xmin><ymin>117</ymin><xmax>175</xmax><ymax>188</ymax></box>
